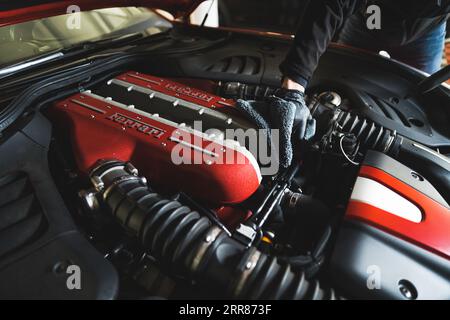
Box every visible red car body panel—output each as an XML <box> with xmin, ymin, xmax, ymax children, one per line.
<box><xmin>347</xmin><ymin>165</ymin><xmax>450</xmax><ymax>260</ymax></box>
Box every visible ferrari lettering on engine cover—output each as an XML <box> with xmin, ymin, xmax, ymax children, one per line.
<box><xmin>107</xmin><ymin>113</ymin><xmax>166</xmax><ymax>139</ymax></box>
<box><xmin>164</xmin><ymin>83</ymin><xmax>214</xmax><ymax>103</ymax></box>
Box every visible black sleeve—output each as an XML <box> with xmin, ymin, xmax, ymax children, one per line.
<box><xmin>280</xmin><ymin>0</ymin><xmax>366</xmax><ymax>86</ymax></box>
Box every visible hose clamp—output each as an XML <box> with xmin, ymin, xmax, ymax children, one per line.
<box><xmin>190</xmin><ymin>226</ymin><xmax>222</xmax><ymax>273</ymax></box>
<box><xmin>233</xmin><ymin>247</ymin><xmax>261</xmax><ymax>297</ymax></box>
<box><xmin>102</xmin><ymin>175</ymin><xmax>142</xmax><ymax>201</ymax></box>
<box><xmin>383</xmin><ymin>130</ymin><xmax>397</xmax><ymax>154</ymax></box>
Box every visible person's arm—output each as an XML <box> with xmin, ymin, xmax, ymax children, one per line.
<box><xmin>280</xmin><ymin>0</ymin><xmax>365</xmax><ymax>90</ymax></box>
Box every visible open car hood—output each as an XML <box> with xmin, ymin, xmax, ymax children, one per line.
<box><xmin>0</xmin><ymin>0</ymin><xmax>205</xmax><ymax>26</ymax></box>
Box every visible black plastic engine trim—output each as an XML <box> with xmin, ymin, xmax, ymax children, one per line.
<box><xmin>0</xmin><ymin>112</ymin><xmax>119</xmax><ymax>299</ymax></box>
<box><xmin>331</xmin><ymin>219</ymin><xmax>450</xmax><ymax>299</ymax></box>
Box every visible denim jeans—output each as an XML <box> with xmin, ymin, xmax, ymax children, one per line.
<box><xmin>337</xmin><ymin>22</ymin><xmax>447</xmax><ymax>74</ymax></box>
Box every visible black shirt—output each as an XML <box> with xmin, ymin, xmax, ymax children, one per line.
<box><xmin>280</xmin><ymin>0</ymin><xmax>450</xmax><ymax>86</ymax></box>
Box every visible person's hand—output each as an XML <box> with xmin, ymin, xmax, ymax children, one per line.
<box><xmin>271</xmin><ymin>88</ymin><xmax>316</xmax><ymax>142</ymax></box>
<box><xmin>282</xmin><ymin>77</ymin><xmax>305</xmax><ymax>93</ymax></box>
<box><xmin>235</xmin><ymin>88</ymin><xmax>316</xmax><ymax>168</ymax></box>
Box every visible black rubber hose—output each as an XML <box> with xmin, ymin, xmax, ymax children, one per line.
<box><xmin>331</xmin><ymin>111</ymin><xmax>450</xmax><ymax>204</ymax></box>
<box><xmin>218</xmin><ymin>82</ymin><xmax>278</xmax><ymax>100</ymax></box>
<box><xmin>336</xmin><ymin>111</ymin><xmax>398</xmax><ymax>153</ymax></box>
<box><xmin>90</xmin><ymin>160</ymin><xmax>339</xmax><ymax>300</ymax></box>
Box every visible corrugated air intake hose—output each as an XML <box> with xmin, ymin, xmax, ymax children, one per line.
<box><xmin>88</xmin><ymin>159</ymin><xmax>339</xmax><ymax>300</ymax></box>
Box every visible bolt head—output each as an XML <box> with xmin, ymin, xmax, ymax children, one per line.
<box><xmin>90</xmin><ymin>176</ymin><xmax>104</xmax><ymax>192</ymax></box>
<box><xmin>125</xmin><ymin>162</ymin><xmax>139</xmax><ymax>176</ymax></box>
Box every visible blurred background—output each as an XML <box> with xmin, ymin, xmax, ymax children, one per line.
<box><xmin>191</xmin><ymin>0</ymin><xmax>450</xmax><ymax>74</ymax></box>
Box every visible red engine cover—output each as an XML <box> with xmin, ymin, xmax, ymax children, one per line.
<box><xmin>47</xmin><ymin>71</ymin><xmax>261</xmax><ymax>205</ymax></box>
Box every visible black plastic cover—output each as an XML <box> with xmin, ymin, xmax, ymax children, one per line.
<box><xmin>331</xmin><ymin>220</ymin><xmax>450</xmax><ymax>299</ymax></box>
<box><xmin>0</xmin><ymin>113</ymin><xmax>119</xmax><ymax>299</ymax></box>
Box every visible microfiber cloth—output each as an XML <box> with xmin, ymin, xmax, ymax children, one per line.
<box><xmin>236</xmin><ymin>92</ymin><xmax>316</xmax><ymax>168</ymax></box>
<box><xmin>236</xmin><ymin>98</ymin><xmax>296</xmax><ymax>168</ymax></box>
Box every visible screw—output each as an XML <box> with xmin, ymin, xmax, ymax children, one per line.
<box><xmin>90</xmin><ymin>176</ymin><xmax>104</xmax><ymax>192</ymax></box>
<box><xmin>398</xmin><ymin>280</ymin><xmax>418</xmax><ymax>300</ymax></box>
<box><xmin>411</xmin><ymin>171</ymin><xmax>424</xmax><ymax>182</ymax></box>
<box><xmin>52</xmin><ymin>260</ymin><xmax>72</xmax><ymax>275</ymax></box>
<box><xmin>400</xmin><ymin>286</ymin><xmax>412</xmax><ymax>299</ymax></box>
<box><xmin>125</xmin><ymin>162</ymin><xmax>139</xmax><ymax>176</ymax></box>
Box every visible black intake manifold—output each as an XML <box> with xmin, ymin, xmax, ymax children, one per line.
<box><xmin>88</xmin><ymin>160</ymin><xmax>338</xmax><ymax>300</ymax></box>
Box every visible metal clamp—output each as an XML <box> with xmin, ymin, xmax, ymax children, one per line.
<box><xmin>233</xmin><ymin>248</ymin><xmax>261</xmax><ymax>297</ymax></box>
<box><xmin>190</xmin><ymin>226</ymin><xmax>222</xmax><ymax>273</ymax></box>
<box><xmin>233</xmin><ymin>224</ymin><xmax>258</xmax><ymax>247</ymax></box>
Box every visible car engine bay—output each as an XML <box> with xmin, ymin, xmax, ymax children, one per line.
<box><xmin>0</xmin><ymin>27</ymin><xmax>449</xmax><ymax>300</ymax></box>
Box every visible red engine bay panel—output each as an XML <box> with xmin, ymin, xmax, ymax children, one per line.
<box><xmin>47</xmin><ymin>71</ymin><xmax>261</xmax><ymax>206</ymax></box>
<box><xmin>346</xmin><ymin>165</ymin><xmax>450</xmax><ymax>260</ymax></box>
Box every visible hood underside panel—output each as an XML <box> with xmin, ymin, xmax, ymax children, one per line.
<box><xmin>0</xmin><ymin>0</ymin><xmax>204</xmax><ymax>26</ymax></box>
